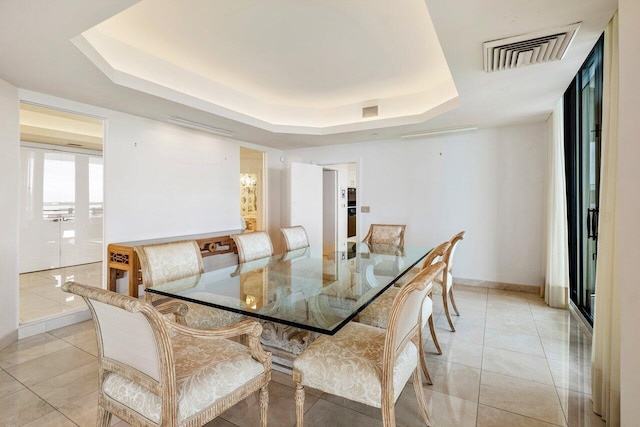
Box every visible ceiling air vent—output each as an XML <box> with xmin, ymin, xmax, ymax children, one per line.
<box><xmin>483</xmin><ymin>23</ymin><xmax>581</xmax><ymax>73</ymax></box>
<box><xmin>362</xmin><ymin>105</ymin><xmax>378</xmax><ymax>118</ymax></box>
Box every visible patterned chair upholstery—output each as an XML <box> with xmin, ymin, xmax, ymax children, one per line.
<box><xmin>62</xmin><ymin>282</ymin><xmax>271</xmax><ymax>427</ymax></box>
<box><xmin>362</xmin><ymin>224</ymin><xmax>406</xmax><ymax>246</ymax></box>
<box><xmin>435</xmin><ymin>231</ymin><xmax>466</xmax><ymax>332</ymax></box>
<box><xmin>135</xmin><ymin>241</ymin><xmax>244</xmax><ymax>329</ymax></box>
<box><xmin>280</xmin><ymin>225</ymin><xmax>310</xmax><ymax>251</ymax></box>
<box><xmin>293</xmin><ymin>262</ymin><xmax>446</xmax><ymax>427</ymax></box>
<box><xmin>358</xmin><ymin>241</ymin><xmax>451</xmax><ymax>381</ymax></box>
<box><xmin>231</xmin><ymin>231</ymin><xmax>274</xmax><ymax>263</ymax></box>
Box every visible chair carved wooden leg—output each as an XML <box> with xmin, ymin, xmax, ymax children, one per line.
<box><xmin>420</xmin><ymin>350</ymin><xmax>433</xmax><ymax>386</ymax></box>
<box><xmin>442</xmin><ymin>291</ymin><xmax>456</xmax><ymax>332</ymax></box>
<box><xmin>412</xmin><ymin>366</ymin><xmax>434</xmax><ymax>426</ymax></box>
<box><xmin>449</xmin><ymin>287</ymin><xmax>460</xmax><ymax>316</ymax></box>
<box><xmin>427</xmin><ymin>315</ymin><xmax>442</xmax><ymax>354</ymax></box>
<box><xmin>417</xmin><ymin>325</ymin><xmax>433</xmax><ymax>385</ymax></box>
<box><xmin>295</xmin><ymin>383</ymin><xmax>305</xmax><ymax>427</ymax></box>
<box><xmin>381</xmin><ymin>387</ymin><xmax>396</xmax><ymax>427</ymax></box>
<box><xmin>418</xmin><ymin>324</ymin><xmax>433</xmax><ymax>385</ymax></box>
<box><xmin>260</xmin><ymin>386</ymin><xmax>269</xmax><ymax>427</ymax></box>
<box><xmin>97</xmin><ymin>406</ymin><xmax>111</xmax><ymax>427</ymax></box>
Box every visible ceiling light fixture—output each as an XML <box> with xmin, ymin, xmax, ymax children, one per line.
<box><xmin>167</xmin><ymin>117</ymin><xmax>233</xmax><ymax>137</ymax></box>
<box><xmin>400</xmin><ymin>126</ymin><xmax>478</xmax><ymax>139</ymax></box>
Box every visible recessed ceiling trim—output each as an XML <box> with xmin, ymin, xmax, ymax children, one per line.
<box><xmin>75</xmin><ymin>0</ymin><xmax>459</xmax><ymax>135</ymax></box>
<box><xmin>400</xmin><ymin>126</ymin><xmax>478</xmax><ymax>139</ymax></box>
<box><xmin>167</xmin><ymin>117</ymin><xmax>233</xmax><ymax>137</ymax></box>
<box><xmin>483</xmin><ymin>23</ymin><xmax>581</xmax><ymax>73</ymax></box>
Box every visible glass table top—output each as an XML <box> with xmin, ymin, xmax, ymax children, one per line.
<box><xmin>146</xmin><ymin>244</ymin><xmax>431</xmax><ymax>335</ymax></box>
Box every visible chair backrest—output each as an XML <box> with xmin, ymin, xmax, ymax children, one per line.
<box><xmin>444</xmin><ymin>231</ymin><xmax>465</xmax><ymax>272</ymax></box>
<box><xmin>62</xmin><ymin>281</ymin><xmax>173</xmax><ymax>395</ymax></box>
<box><xmin>384</xmin><ymin>262</ymin><xmax>445</xmax><ymax>357</ymax></box>
<box><xmin>231</xmin><ymin>231</ymin><xmax>274</xmax><ymax>263</ymax></box>
<box><xmin>281</xmin><ymin>225</ymin><xmax>310</xmax><ymax>251</ymax></box>
<box><xmin>419</xmin><ymin>241</ymin><xmax>450</xmax><ymax>269</ymax></box>
<box><xmin>135</xmin><ymin>241</ymin><xmax>204</xmax><ymax>288</ymax></box>
<box><xmin>363</xmin><ymin>224</ymin><xmax>406</xmax><ymax>246</ymax></box>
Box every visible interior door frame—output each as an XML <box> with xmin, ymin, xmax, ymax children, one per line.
<box><xmin>18</xmin><ymin>98</ymin><xmax>108</xmax><ymax>273</ymax></box>
<box><xmin>239</xmin><ymin>146</ymin><xmax>267</xmax><ymax>233</ymax></box>
<box><xmin>319</xmin><ymin>160</ymin><xmax>360</xmax><ymax>250</ymax></box>
<box><xmin>322</xmin><ymin>168</ymin><xmax>339</xmax><ymax>254</ymax></box>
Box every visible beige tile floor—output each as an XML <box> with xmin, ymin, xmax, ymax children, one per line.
<box><xmin>1</xmin><ymin>285</ymin><xmax>604</xmax><ymax>426</ymax></box>
<box><xmin>19</xmin><ymin>263</ymin><xmax>102</xmax><ymax>323</ymax></box>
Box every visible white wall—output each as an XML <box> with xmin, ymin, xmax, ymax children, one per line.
<box><xmin>105</xmin><ymin>114</ymin><xmax>240</xmax><ymax>242</ymax></box>
<box><xmin>618</xmin><ymin>1</ymin><xmax>640</xmax><ymax>423</ymax></box>
<box><xmin>0</xmin><ymin>78</ymin><xmax>19</xmax><ymax>346</ymax></box>
<box><xmin>19</xmin><ymin>90</ymin><xmax>285</xmax><ymax>285</ymax></box>
<box><xmin>288</xmin><ymin>162</ymin><xmax>323</xmax><ymax>249</ymax></box>
<box><xmin>286</xmin><ymin>123</ymin><xmax>548</xmax><ymax>287</ymax></box>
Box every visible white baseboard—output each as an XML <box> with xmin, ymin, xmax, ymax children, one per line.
<box><xmin>19</xmin><ymin>308</ymin><xmax>91</xmax><ymax>339</ymax></box>
<box><xmin>455</xmin><ymin>277</ymin><xmax>541</xmax><ymax>294</ymax></box>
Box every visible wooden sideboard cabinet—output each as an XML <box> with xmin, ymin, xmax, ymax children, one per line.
<box><xmin>107</xmin><ymin>230</ymin><xmax>242</xmax><ymax>297</ymax></box>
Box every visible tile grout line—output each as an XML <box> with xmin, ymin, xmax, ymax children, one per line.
<box><xmin>475</xmin><ymin>286</ymin><xmax>489</xmax><ymax>427</ymax></box>
<box><xmin>530</xmin><ymin>294</ymin><xmax>570</xmax><ymax>427</ymax></box>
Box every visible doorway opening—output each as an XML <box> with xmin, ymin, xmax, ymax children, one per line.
<box><xmin>18</xmin><ymin>103</ymin><xmax>104</xmax><ymax>324</ymax></box>
<box><xmin>321</xmin><ymin>162</ymin><xmax>358</xmax><ymax>257</ymax></box>
<box><xmin>240</xmin><ymin>147</ymin><xmax>265</xmax><ymax>232</ymax></box>
<box><xmin>322</xmin><ymin>169</ymin><xmax>338</xmax><ymax>255</ymax></box>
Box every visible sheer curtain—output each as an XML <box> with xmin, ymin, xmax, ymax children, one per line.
<box><xmin>544</xmin><ymin>99</ymin><xmax>570</xmax><ymax>308</ymax></box>
<box><xmin>592</xmin><ymin>11</ymin><xmax>620</xmax><ymax>425</ymax></box>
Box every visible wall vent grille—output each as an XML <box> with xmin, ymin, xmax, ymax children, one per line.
<box><xmin>483</xmin><ymin>23</ymin><xmax>581</xmax><ymax>73</ymax></box>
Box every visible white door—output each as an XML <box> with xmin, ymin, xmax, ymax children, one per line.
<box><xmin>19</xmin><ymin>146</ymin><xmax>103</xmax><ymax>273</ymax></box>
<box><xmin>289</xmin><ymin>162</ymin><xmax>323</xmax><ymax>251</ymax></box>
<box><xmin>322</xmin><ymin>169</ymin><xmax>338</xmax><ymax>254</ymax></box>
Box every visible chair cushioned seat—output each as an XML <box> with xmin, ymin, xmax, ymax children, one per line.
<box><xmin>359</xmin><ymin>288</ymin><xmax>433</xmax><ymax>330</ymax></box>
<box><xmin>293</xmin><ymin>322</ymin><xmax>417</xmax><ymax>408</ymax></box>
<box><xmin>103</xmin><ymin>333</ymin><xmax>265</xmax><ymax>424</ymax></box>
<box><xmin>181</xmin><ymin>293</ymin><xmax>246</xmax><ymax>329</ymax></box>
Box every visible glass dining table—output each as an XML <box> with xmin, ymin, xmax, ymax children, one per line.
<box><xmin>146</xmin><ymin>243</ymin><xmax>431</xmax><ymax>368</ymax></box>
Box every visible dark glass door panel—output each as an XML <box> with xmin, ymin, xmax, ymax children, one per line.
<box><xmin>564</xmin><ymin>35</ymin><xmax>603</xmax><ymax>325</ymax></box>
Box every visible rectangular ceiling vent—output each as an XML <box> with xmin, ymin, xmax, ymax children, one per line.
<box><xmin>483</xmin><ymin>23</ymin><xmax>581</xmax><ymax>73</ymax></box>
<box><xmin>362</xmin><ymin>105</ymin><xmax>378</xmax><ymax>118</ymax></box>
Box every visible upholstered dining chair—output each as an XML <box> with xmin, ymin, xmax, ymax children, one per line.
<box><xmin>280</xmin><ymin>225</ymin><xmax>309</xmax><ymax>252</ymax></box>
<box><xmin>362</xmin><ymin>224</ymin><xmax>406</xmax><ymax>246</ymax></box>
<box><xmin>438</xmin><ymin>231</ymin><xmax>466</xmax><ymax>332</ymax></box>
<box><xmin>293</xmin><ymin>262</ymin><xmax>446</xmax><ymax>427</ymax></box>
<box><xmin>62</xmin><ymin>281</ymin><xmax>271</xmax><ymax>427</ymax></box>
<box><xmin>358</xmin><ymin>241</ymin><xmax>451</xmax><ymax>381</ymax></box>
<box><xmin>135</xmin><ymin>241</ymin><xmax>244</xmax><ymax>329</ymax></box>
<box><xmin>231</xmin><ymin>231</ymin><xmax>274</xmax><ymax>263</ymax></box>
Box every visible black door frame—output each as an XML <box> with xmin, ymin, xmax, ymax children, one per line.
<box><xmin>563</xmin><ymin>35</ymin><xmax>604</xmax><ymax>325</ymax></box>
